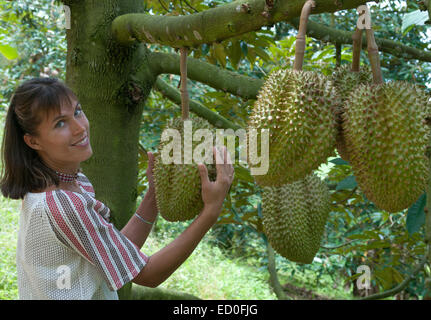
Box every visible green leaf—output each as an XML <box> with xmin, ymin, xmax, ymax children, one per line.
<box><xmin>402</xmin><ymin>10</ymin><xmax>429</xmax><ymax>34</ymax></box>
<box><xmin>234</xmin><ymin>165</ymin><xmax>254</xmax><ymax>184</ymax></box>
<box><xmin>347</xmin><ymin>233</ymin><xmax>369</xmax><ymax>240</ymax></box>
<box><xmin>213</xmin><ymin>43</ymin><xmax>227</xmax><ymax>68</ymax></box>
<box><xmin>226</xmin><ymin>40</ymin><xmax>242</xmax><ymax>70</ymax></box>
<box><xmin>336</xmin><ymin>175</ymin><xmax>357</xmax><ymax>191</ymax></box>
<box><xmin>246</xmin><ymin>47</ymin><xmax>256</xmax><ymax>70</ymax></box>
<box><xmin>253</xmin><ymin>46</ymin><xmax>271</xmax><ymax>62</ymax></box>
<box><xmin>240</xmin><ymin>41</ymin><xmax>248</xmax><ymax>56</ymax></box>
<box><xmin>406</xmin><ymin>193</ymin><xmax>426</xmax><ymax>236</ymax></box>
<box><xmin>0</xmin><ymin>44</ymin><xmax>18</xmax><ymax>60</ymax></box>
<box><xmin>201</xmin><ymin>43</ymin><xmax>210</xmax><ymax>56</ymax></box>
<box><xmin>330</xmin><ymin>157</ymin><xmax>350</xmax><ymax>165</ymax></box>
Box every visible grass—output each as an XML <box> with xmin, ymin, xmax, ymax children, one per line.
<box><xmin>143</xmin><ymin>227</ymin><xmax>276</xmax><ymax>300</ymax></box>
<box><xmin>0</xmin><ymin>196</ymin><xmax>20</xmax><ymax>300</ymax></box>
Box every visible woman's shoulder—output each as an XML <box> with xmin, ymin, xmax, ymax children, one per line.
<box><xmin>45</xmin><ymin>185</ymin><xmax>111</xmax><ymax>222</ymax></box>
<box><xmin>44</xmin><ymin>188</ymin><xmax>95</xmax><ymax>217</ymax></box>
<box><xmin>76</xmin><ymin>171</ymin><xmax>95</xmax><ymax>195</ymax></box>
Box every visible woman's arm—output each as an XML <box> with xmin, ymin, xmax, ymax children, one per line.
<box><xmin>120</xmin><ymin>186</ymin><xmax>158</xmax><ymax>249</ymax></box>
<box><xmin>133</xmin><ymin>146</ymin><xmax>234</xmax><ymax>288</ymax></box>
<box><xmin>132</xmin><ymin>203</ymin><xmax>222</xmax><ymax>288</ymax></box>
<box><xmin>121</xmin><ymin>152</ymin><xmax>158</xmax><ymax>249</ymax></box>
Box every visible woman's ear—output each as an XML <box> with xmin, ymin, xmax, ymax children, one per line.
<box><xmin>23</xmin><ymin>133</ymin><xmax>42</xmax><ymax>151</ymax></box>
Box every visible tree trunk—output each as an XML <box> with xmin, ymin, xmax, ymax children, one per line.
<box><xmin>63</xmin><ymin>0</ymin><xmax>155</xmax><ymax>299</ymax></box>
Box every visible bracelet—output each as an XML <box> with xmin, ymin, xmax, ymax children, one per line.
<box><xmin>134</xmin><ymin>213</ymin><xmax>154</xmax><ymax>225</ymax></box>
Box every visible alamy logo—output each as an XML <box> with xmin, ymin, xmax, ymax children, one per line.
<box><xmin>357</xmin><ymin>5</ymin><xmax>371</xmax><ymax>30</ymax></box>
<box><xmin>52</xmin><ymin>4</ymin><xmax>71</xmax><ymax>29</ymax></box>
<box><xmin>356</xmin><ymin>265</ymin><xmax>371</xmax><ymax>290</ymax></box>
<box><xmin>160</xmin><ymin>121</ymin><xmax>269</xmax><ymax>175</ymax></box>
<box><xmin>56</xmin><ymin>265</ymin><xmax>71</xmax><ymax>290</ymax></box>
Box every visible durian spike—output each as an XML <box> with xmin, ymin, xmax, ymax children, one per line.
<box><xmin>351</xmin><ymin>27</ymin><xmax>363</xmax><ymax>72</ymax></box>
<box><xmin>180</xmin><ymin>47</ymin><xmax>190</xmax><ymax>120</ymax></box>
<box><xmin>293</xmin><ymin>0</ymin><xmax>315</xmax><ymax>71</ymax></box>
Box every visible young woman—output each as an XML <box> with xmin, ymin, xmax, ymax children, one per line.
<box><xmin>0</xmin><ymin>77</ymin><xmax>234</xmax><ymax>300</ymax></box>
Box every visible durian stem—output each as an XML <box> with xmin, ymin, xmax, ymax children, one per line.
<box><xmin>365</xmin><ymin>27</ymin><xmax>384</xmax><ymax>84</ymax></box>
<box><xmin>293</xmin><ymin>0</ymin><xmax>315</xmax><ymax>71</ymax></box>
<box><xmin>266</xmin><ymin>242</ymin><xmax>290</xmax><ymax>300</ymax></box>
<box><xmin>180</xmin><ymin>47</ymin><xmax>190</xmax><ymax>120</ymax></box>
<box><xmin>351</xmin><ymin>27</ymin><xmax>362</xmax><ymax>72</ymax></box>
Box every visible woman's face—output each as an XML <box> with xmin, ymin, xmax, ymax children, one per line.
<box><xmin>24</xmin><ymin>96</ymin><xmax>92</xmax><ymax>173</ymax></box>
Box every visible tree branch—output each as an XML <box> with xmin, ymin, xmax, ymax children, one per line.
<box><xmin>148</xmin><ymin>51</ymin><xmax>263</xmax><ymax>100</ymax></box>
<box><xmin>111</xmin><ymin>0</ymin><xmax>369</xmax><ymax>47</ymax></box>
<box><xmin>154</xmin><ymin>77</ymin><xmax>242</xmax><ymax>130</ymax></box>
<box><xmin>290</xmin><ymin>18</ymin><xmax>431</xmax><ymax>63</ymax></box>
<box><xmin>359</xmin><ymin>253</ymin><xmax>428</xmax><ymax>300</ymax></box>
<box><xmin>180</xmin><ymin>47</ymin><xmax>190</xmax><ymax>120</ymax></box>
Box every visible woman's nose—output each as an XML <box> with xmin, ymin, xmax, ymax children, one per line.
<box><xmin>71</xmin><ymin>117</ymin><xmax>86</xmax><ymax>135</ymax></box>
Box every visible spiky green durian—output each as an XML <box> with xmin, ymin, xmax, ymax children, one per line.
<box><xmin>332</xmin><ymin>64</ymin><xmax>373</xmax><ymax>103</ymax></box>
<box><xmin>261</xmin><ymin>173</ymin><xmax>331</xmax><ymax>264</ymax></box>
<box><xmin>153</xmin><ymin>117</ymin><xmax>217</xmax><ymax>221</ymax></box>
<box><xmin>343</xmin><ymin>81</ymin><xmax>431</xmax><ymax>213</ymax></box>
<box><xmin>247</xmin><ymin>68</ymin><xmax>337</xmax><ymax>186</ymax></box>
<box><xmin>331</xmin><ymin>64</ymin><xmax>373</xmax><ymax>162</ymax></box>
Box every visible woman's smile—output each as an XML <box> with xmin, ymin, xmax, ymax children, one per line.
<box><xmin>72</xmin><ymin>135</ymin><xmax>90</xmax><ymax>147</ymax></box>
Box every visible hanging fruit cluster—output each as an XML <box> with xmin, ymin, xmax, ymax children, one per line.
<box><xmin>248</xmin><ymin>0</ymin><xmax>431</xmax><ymax>263</ymax></box>
<box><xmin>151</xmin><ymin>0</ymin><xmax>431</xmax><ymax>265</ymax></box>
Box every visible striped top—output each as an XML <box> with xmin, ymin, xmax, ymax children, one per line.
<box><xmin>16</xmin><ymin>172</ymin><xmax>149</xmax><ymax>300</ymax></box>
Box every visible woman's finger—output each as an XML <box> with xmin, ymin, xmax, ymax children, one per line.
<box><xmin>147</xmin><ymin>152</ymin><xmax>154</xmax><ymax>169</ymax></box>
<box><xmin>198</xmin><ymin>163</ymin><xmax>210</xmax><ymax>186</ymax></box>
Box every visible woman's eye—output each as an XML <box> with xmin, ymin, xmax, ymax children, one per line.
<box><xmin>55</xmin><ymin>108</ymin><xmax>83</xmax><ymax>128</ymax></box>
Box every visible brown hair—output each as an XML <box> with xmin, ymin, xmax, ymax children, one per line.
<box><xmin>0</xmin><ymin>77</ymin><xmax>79</xmax><ymax>199</ymax></box>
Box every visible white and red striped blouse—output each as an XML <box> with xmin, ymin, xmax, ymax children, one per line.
<box><xmin>16</xmin><ymin>172</ymin><xmax>148</xmax><ymax>300</ymax></box>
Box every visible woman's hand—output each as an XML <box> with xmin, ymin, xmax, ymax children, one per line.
<box><xmin>198</xmin><ymin>146</ymin><xmax>234</xmax><ymax>219</ymax></box>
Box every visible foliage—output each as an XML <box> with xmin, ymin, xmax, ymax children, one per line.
<box><xmin>0</xmin><ymin>0</ymin><xmax>67</xmax><ymax>110</ymax></box>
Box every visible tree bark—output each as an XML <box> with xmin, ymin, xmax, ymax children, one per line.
<box><xmin>148</xmin><ymin>51</ymin><xmax>263</xmax><ymax>100</ymax></box>
<box><xmin>153</xmin><ymin>78</ymin><xmax>242</xmax><ymax>130</ymax></box>
<box><xmin>111</xmin><ymin>0</ymin><xmax>369</xmax><ymax>47</ymax></box>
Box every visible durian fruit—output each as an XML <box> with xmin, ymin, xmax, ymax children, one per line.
<box><xmin>247</xmin><ymin>0</ymin><xmax>337</xmax><ymax>187</ymax></box>
<box><xmin>261</xmin><ymin>173</ymin><xmax>330</xmax><ymax>264</ymax></box>
<box><xmin>331</xmin><ymin>64</ymin><xmax>373</xmax><ymax>162</ymax></box>
<box><xmin>343</xmin><ymin>81</ymin><xmax>431</xmax><ymax>213</ymax></box>
<box><xmin>331</xmin><ymin>27</ymin><xmax>373</xmax><ymax>163</ymax></box>
<box><xmin>332</xmin><ymin>64</ymin><xmax>373</xmax><ymax>103</ymax></box>
<box><xmin>153</xmin><ymin>117</ymin><xmax>217</xmax><ymax>221</ymax></box>
<box><xmin>342</xmin><ymin>25</ymin><xmax>431</xmax><ymax>213</ymax></box>
<box><xmin>247</xmin><ymin>67</ymin><xmax>337</xmax><ymax>186</ymax></box>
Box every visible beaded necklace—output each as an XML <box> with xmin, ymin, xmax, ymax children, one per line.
<box><xmin>54</xmin><ymin>169</ymin><xmax>79</xmax><ymax>182</ymax></box>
